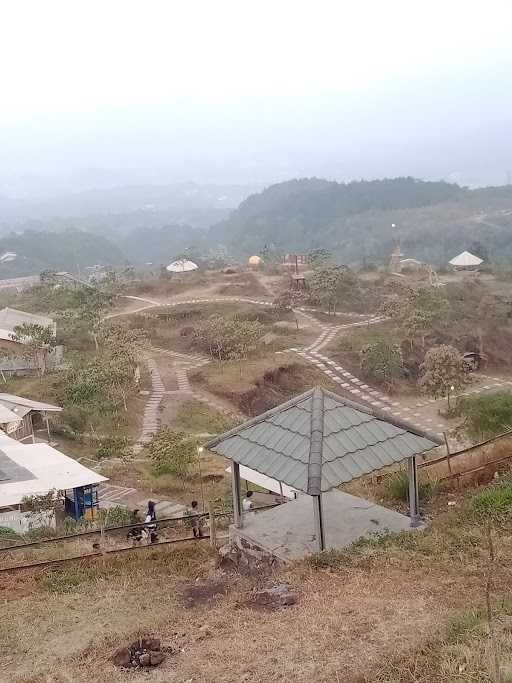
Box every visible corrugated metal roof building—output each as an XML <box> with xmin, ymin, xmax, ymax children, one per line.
<box><xmin>205</xmin><ymin>387</ymin><xmax>442</xmax><ymax>551</ymax></box>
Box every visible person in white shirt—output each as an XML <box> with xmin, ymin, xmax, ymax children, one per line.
<box><xmin>242</xmin><ymin>490</ymin><xmax>255</xmax><ymax>519</ymax></box>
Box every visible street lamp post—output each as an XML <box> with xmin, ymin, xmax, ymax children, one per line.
<box><xmin>197</xmin><ymin>446</ymin><xmax>205</xmax><ymax>511</ymax></box>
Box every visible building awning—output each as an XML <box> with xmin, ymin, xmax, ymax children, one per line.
<box><xmin>0</xmin><ymin>393</ymin><xmax>62</xmax><ymax>413</ymax></box>
<box><xmin>0</xmin><ymin>307</ymin><xmax>56</xmax><ymax>342</ymax></box>
<box><xmin>205</xmin><ymin>387</ymin><xmax>442</xmax><ymax>496</ymax></box>
<box><xmin>0</xmin><ymin>441</ymin><xmax>107</xmax><ymax>507</ymax></box>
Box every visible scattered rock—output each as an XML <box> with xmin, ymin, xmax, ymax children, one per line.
<box><xmin>142</xmin><ymin>637</ymin><xmax>161</xmax><ymax>651</ymax></box>
<box><xmin>112</xmin><ymin>636</ymin><xmax>166</xmax><ymax>668</ymax></box>
<box><xmin>150</xmin><ymin>651</ymin><xmax>165</xmax><ymax>666</ymax></box>
<box><xmin>112</xmin><ymin>647</ymin><xmax>131</xmax><ymax>667</ymax></box>
<box><xmin>218</xmin><ymin>542</ymin><xmax>283</xmax><ymax>576</ymax></box>
<box><xmin>139</xmin><ymin>653</ymin><xmax>151</xmax><ymax>666</ymax></box>
<box><xmin>248</xmin><ymin>584</ymin><xmax>298</xmax><ymax>610</ymax></box>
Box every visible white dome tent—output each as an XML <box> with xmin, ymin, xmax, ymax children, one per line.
<box><xmin>166</xmin><ymin>259</ymin><xmax>198</xmax><ymax>273</ymax></box>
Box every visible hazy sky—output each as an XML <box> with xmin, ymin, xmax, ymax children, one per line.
<box><xmin>2</xmin><ymin>1</ymin><xmax>512</xmax><ymax>194</ymax></box>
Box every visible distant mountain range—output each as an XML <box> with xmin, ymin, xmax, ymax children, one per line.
<box><xmin>3</xmin><ymin>177</ymin><xmax>512</xmax><ymax>276</ymax></box>
<box><xmin>0</xmin><ymin>182</ymin><xmax>260</xmax><ymax>231</ymax></box>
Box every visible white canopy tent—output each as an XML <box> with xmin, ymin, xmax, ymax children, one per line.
<box><xmin>449</xmin><ymin>251</ymin><xmax>483</xmax><ymax>268</ymax></box>
<box><xmin>166</xmin><ymin>259</ymin><xmax>198</xmax><ymax>273</ymax></box>
<box><xmin>226</xmin><ymin>464</ymin><xmax>299</xmax><ymax>500</ymax></box>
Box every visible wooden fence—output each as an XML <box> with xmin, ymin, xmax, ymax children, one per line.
<box><xmin>419</xmin><ymin>429</ymin><xmax>512</xmax><ymax>485</ymax></box>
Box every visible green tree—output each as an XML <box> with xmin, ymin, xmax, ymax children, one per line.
<box><xmin>307</xmin><ymin>248</ymin><xmax>333</xmax><ymax>268</ymax></box>
<box><xmin>418</xmin><ymin>344</ymin><xmax>468</xmax><ymax>407</ymax></box>
<box><xmin>145</xmin><ymin>428</ymin><xmax>196</xmax><ymax>479</ymax></box>
<box><xmin>75</xmin><ymin>287</ymin><xmax>114</xmax><ymax>349</ymax></box>
<box><xmin>360</xmin><ymin>340</ymin><xmax>403</xmax><ymax>389</ymax></box>
<box><xmin>194</xmin><ymin>315</ymin><xmax>263</xmax><ymax>367</ymax></box>
<box><xmin>97</xmin><ymin>324</ymin><xmax>147</xmax><ymax>365</ymax></box>
<box><xmin>10</xmin><ymin>323</ymin><xmax>56</xmax><ymax>375</ymax></box>
<box><xmin>458</xmin><ymin>391</ymin><xmax>512</xmax><ymax>441</ymax></box>
<box><xmin>383</xmin><ymin>286</ymin><xmax>450</xmax><ymax>348</ymax></box>
<box><xmin>308</xmin><ymin>265</ymin><xmax>358</xmax><ymax>315</ymax></box>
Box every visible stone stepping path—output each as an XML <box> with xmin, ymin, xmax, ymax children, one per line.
<box><xmin>291</xmin><ymin>320</ymin><xmax>450</xmax><ymax>439</ymax></box>
<box><xmin>98</xmin><ymin>483</ymin><xmax>137</xmax><ymax>505</ymax></box>
<box><xmin>133</xmin><ymin>355</ymin><xmax>166</xmax><ymax>453</ymax></box>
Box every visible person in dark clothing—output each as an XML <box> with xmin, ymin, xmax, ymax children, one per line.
<box><xmin>144</xmin><ymin>500</ymin><xmax>158</xmax><ymax>543</ymax></box>
<box><xmin>186</xmin><ymin>500</ymin><xmax>204</xmax><ymax>538</ymax></box>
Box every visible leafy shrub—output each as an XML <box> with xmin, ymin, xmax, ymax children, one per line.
<box><xmin>61</xmin><ymin>406</ymin><xmax>89</xmax><ymax>434</ymax></box>
<box><xmin>0</xmin><ymin>526</ymin><xmax>20</xmax><ymax>539</ymax></box>
<box><xmin>418</xmin><ymin>344</ymin><xmax>469</xmax><ymax>405</ymax></box>
<box><xmin>471</xmin><ymin>482</ymin><xmax>512</xmax><ymax>518</ymax></box>
<box><xmin>384</xmin><ymin>470</ymin><xmax>437</xmax><ymax>503</ymax></box>
<box><xmin>145</xmin><ymin>428</ymin><xmax>196</xmax><ymax>478</ymax></box>
<box><xmin>96</xmin><ymin>435</ymin><xmax>131</xmax><ymax>460</ymax></box>
<box><xmin>193</xmin><ymin>315</ymin><xmax>263</xmax><ymax>362</ymax></box>
<box><xmin>97</xmin><ymin>505</ymin><xmax>133</xmax><ymax>528</ymax></box>
<box><xmin>360</xmin><ymin>339</ymin><xmax>403</xmax><ymax>387</ymax></box>
<box><xmin>62</xmin><ymin>517</ymin><xmax>93</xmax><ymax>535</ymax></box>
<box><xmin>459</xmin><ymin>391</ymin><xmax>512</xmax><ymax>441</ymax></box>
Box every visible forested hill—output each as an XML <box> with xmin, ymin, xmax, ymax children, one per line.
<box><xmin>208</xmin><ymin>177</ymin><xmax>512</xmax><ymax>265</ymax></box>
<box><xmin>0</xmin><ymin>229</ymin><xmax>124</xmax><ymax>277</ymax></box>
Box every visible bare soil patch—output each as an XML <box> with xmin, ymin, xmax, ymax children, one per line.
<box><xmin>180</xmin><ymin>575</ymin><xmax>231</xmax><ymax>608</ymax></box>
<box><xmin>192</xmin><ymin>359</ymin><xmax>337</xmax><ymax>416</ymax></box>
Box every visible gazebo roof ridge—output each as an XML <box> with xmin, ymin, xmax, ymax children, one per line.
<box><xmin>204</xmin><ymin>386</ymin><xmax>443</xmax><ymax>453</ymax></box>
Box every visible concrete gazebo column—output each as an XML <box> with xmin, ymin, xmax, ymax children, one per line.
<box><xmin>408</xmin><ymin>455</ymin><xmax>420</xmax><ymax>527</ymax></box>
<box><xmin>313</xmin><ymin>495</ymin><xmax>325</xmax><ymax>551</ymax></box>
<box><xmin>231</xmin><ymin>461</ymin><xmax>243</xmax><ymax>528</ymax></box>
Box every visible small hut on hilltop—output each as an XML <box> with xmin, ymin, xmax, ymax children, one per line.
<box><xmin>449</xmin><ymin>251</ymin><xmax>483</xmax><ymax>271</ymax></box>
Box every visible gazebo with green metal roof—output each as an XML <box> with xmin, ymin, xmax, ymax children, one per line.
<box><xmin>204</xmin><ymin>386</ymin><xmax>442</xmax><ymax>553</ymax></box>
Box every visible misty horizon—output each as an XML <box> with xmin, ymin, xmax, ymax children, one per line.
<box><xmin>1</xmin><ymin>3</ymin><xmax>512</xmax><ymax>198</ymax></box>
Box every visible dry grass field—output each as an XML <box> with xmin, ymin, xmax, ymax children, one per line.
<box><xmin>4</xmin><ymin>490</ymin><xmax>512</xmax><ymax>683</ymax></box>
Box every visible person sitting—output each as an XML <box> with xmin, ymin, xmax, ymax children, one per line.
<box><xmin>242</xmin><ymin>490</ymin><xmax>255</xmax><ymax>519</ymax></box>
<box><xmin>126</xmin><ymin>508</ymin><xmax>143</xmax><ymax>546</ymax></box>
<box><xmin>242</xmin><ymin>489</ymin><xmax>254</xmax><ymax>511</ymax></box>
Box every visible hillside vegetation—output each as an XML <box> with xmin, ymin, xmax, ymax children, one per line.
<box><xmin>210</xmin><ymin>177</ymin><xmax>512</xmax><ymax>265</ymax></box>
<box><xmin>0</xmin><ymin>229</ymin><xmax>124</xmax><ymax>276</ymax></box>
<box><xmin>4</xmin><ymin>178</ymin><xmax>512</xmax><ymax>275</ymax></box>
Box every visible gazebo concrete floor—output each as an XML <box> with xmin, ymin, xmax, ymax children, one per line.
<box><xmin>230</xmin><ymin>489</ymin><xmax>414</xmax><ymax>562</ymax></box>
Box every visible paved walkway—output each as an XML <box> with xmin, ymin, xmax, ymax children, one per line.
<box><xmin>97</xmin><ymin>483</ymin><xmax>186</xmax><ymax>518</ymax></box>
<box><xmin>278</xmin><ymin>318</ymin><xmax>512</xmax><ymax>444</ymax></box>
